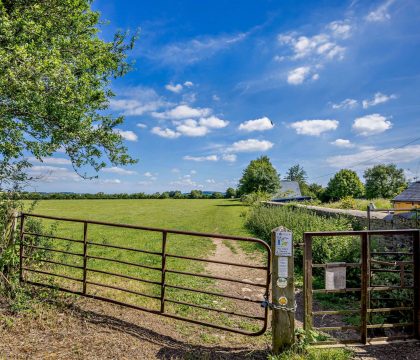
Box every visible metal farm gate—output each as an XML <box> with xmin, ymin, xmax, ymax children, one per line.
<box><xmin>304</xmin><ymin>229</ymin><xmax>420</xmax><ymax>344</ymax></box>
<box><xmin>19</xmin><ymin>213</ymin><xmax>271</xmax><ymax>336</ymax></box>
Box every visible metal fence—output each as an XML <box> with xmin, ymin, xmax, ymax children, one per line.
<box><xmin>19</xmin><ymin>212</ymin><xmax>271</xmax><ymax>336</ymax></box>
<box><xmin>304</xmin><ymin>229</ymin><xmax>420</xmax><ymax>344</ymax></box>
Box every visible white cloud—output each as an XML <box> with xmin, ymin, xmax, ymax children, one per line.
<box><xmin>144</xmin><ymin>172</ymin><xmax>153</xmax><ymax>177</ymax></box>
<box><xmin>183</xmin><ymin>155</ymin><xmax>218</xmax><ymax>162</ymax></box>
<box><xmin>171</xmin><ymin>168</ymin><xmax>180</xmax><ymax>173</ymax></box>
<box><xmin>327</xmin><ymin>145</ymin><xmax>420</xmax><ymax>169</ymax></box>
<box><xmin>332</xmin><ymin>98</ymin><xmax>358</xmax><ymax>109</ymax></box>
<box><xmin>184</xmin><ymin>81</ymin><xmax>194</xmax><ymax>87</ymax></box>
<box><xmin>362</xmin><ymin>92</ymin><xmax>397</xmax><ymax>108</ymax></box>
<box><xmin>28</xmin><ymin>165</ymin><xmax>80</xmax><ymax>182</ymax></box>
<box><xmin>165</xmin><ymin>83</ymin><xmax>183</xmax><ymax>93</ymax></box>
<box><xmin>206</xmin><ymin>179</ymin><xmax>216</xmax><ymax>184</ymax></box>
<box><xmin>226</xmin><ymin>139</ymin><xmax>274</xmax><ymax>153</ymax></box>
<box><xmin>102</xmin><ymin>179</ymin><xmax>121</xmax><ymax>184</ymax></box>
<box><xmin>110</xmin><ymin>87</ymin><xmax>170</xmax><ymax>116</ymax></box>
<box><xmin>176</xmin><ymin>119</ymin><xmax>209</xmax><ymax>137</ymax></box>
<box><xmin>327</xmin><ymin>20</ymin><xmax>352</xmax><ymax>39</ymax></box>
<box><xmin>222</xmin><ymin>154</ymin><xmax>237</xmax><ymax>162</ymax></box>
<box><xmin>102</xmin><ymin>167</ymin><xmax>137</xmax><ymax>175</ymax></box>
<box><xmin>212</xmin><ymin>94</ymin><xmax>220</xmax><ymax>101</ymax></box>
<box><xmin>287</xmin><ymin>66</ymin><xmax>312</xmax><ymax>85</ymax></box>
<box><xmin>352</xmin><ymin>114</ymin><xmax>392</xmax><ymax>136</ymax></box>
<box><xmin>199</xmin><ymin>116</ymin><xmax>229</xmax><ymax>129</ymax></box>
<box><xmin>115</xmin><ymin>129</ymin><xmax>138</xmax><ymax>142</ymax></box>
<box><xmin>136</xmin><ymin>123</ymin><xmax>147</xmax><ymax>129</ymax></box>
<box><xmin>152</xmin><ymin>104</ymin><xmax>211</xmax><ymax>120</ymax></box>
<box><xmin>190</xmin><ymin>170</ymin><xmax>197</xmax><ymax>174</ymax></box>
<box><xmin>366</xmin><ymin>0</ymin><xmax>395</xmax><ymax>22</ymax></box>
<box><xmin>330</xmin><ymin>139</ymin><xmax>355</xmax><ymax>148</ymax></box>
<box><xmin>290</xmin><ymin>119</ymin><xmax>339</xmax><ymax>136</ymax></box>
<box><xmin>29</xmin><ymin>157</ymin><xmax>71</xmax><ymax>165</ymax></box>
<box><xmin>151</xmin><ymin>127</ymin><xmax>181</xmax><ymax>139</ymax></box>
<box><xmin>238</xmin><ymin>116</ymin><xmax>274</xmax><ymax>132</ymax></box>
<box><xmin>148</xmin><ymin>32</ymin><xmax>248</xmax><ymax>67</ymax></box>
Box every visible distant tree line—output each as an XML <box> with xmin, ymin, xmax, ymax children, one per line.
<box><xmin>235</xmin><ymin>156</ymin><xmax>408</xmax><ymax>203</ymax></box>
<box><xmin>18</xmin><ymin>189</ymin><xmax>237</xmax><ymax>200</ymax></box>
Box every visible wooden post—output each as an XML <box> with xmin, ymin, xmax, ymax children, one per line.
<box><xmin>271</xmin><ymin>226</ymin><xmax>295</xmax><ymax>354</ymax></box>
<box><xmin>303</xmin><ymin>233</ymin><xmax>313</xmax><ymax>331</ymax></box>
<box><xmin>82</xmin><ymin>222</ymin><xmax>88</xmax><ymax>295</ymax></box>
<box><xmin>360</xmin><ymin>232</ymin><xmax>369</xmax><ymax>344</ymax></box>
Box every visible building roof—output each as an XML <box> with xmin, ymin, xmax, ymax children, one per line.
<box><xmin>393</xmin><ymin>181</ymin><xmax>420</xmax><ymax>202</ymax></box>
<box><xmin>272</xmin><ymin>181</ymin><xmax>302</xmax><ymax>200</ymax></box>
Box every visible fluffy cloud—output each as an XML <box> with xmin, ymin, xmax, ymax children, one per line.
<box><xmin>226</xmin><ymin>139</ymin><xmax>274</xmax><ymax>153</ymax></box>
<box><xmin>136</xmin><ymin>123</ymin><xmax>147</xmax><ymax>129</ymax></box>
<box><xmin>199</xmin><ymin>116</ymin><xmax>229</xmax><ymax>129</ymax></box>
<box><xmin>290</xmin><ymin>119</ymin><xmax>339</xmax><ymax>136</ymax></box>
<box><xmin>176</xmin><ymin>119</ymin><xmax>209</xmax><ymax>137</ymax></box>
<box><xmin>352</xmin><ymin>114</ymin><xmax>392</xmax><ymax>136</ymax></box>
<box><xmin>366</xmin><ymin>0</ymin><xmax>395</xmax><ymax>22</ymax></box>
<box><xmin>327</xmin><ymin>145</ymin><xmax>420</xmax><ymax>169</ymax></box>
<box><xmin>222</xmin><ymin>154</ymin><xmax>237</xmax><ymax>162</ymax></box>
<box><xmin>110</xmin><ymin>87</ymin><xmax>169</xmax><ymax>116</ymax></box>
<box><xmin>28</xmin><ymin>165</ymin><xmax>80</xmax><ymax>182</ymax></box>
<box><xmin>115</xmin><ymin>129</ymin><xmax>138</xmax><ymax>142</ymax></box>
<box><xmin>238</xmin><ymin>117</ymin><xmax>274</xmax><ymax>132</ymax></box>
<box><xmin>165</xmin><ymin>83</ymin><xmax>183</xmax><ymax>93</ymax></box>
<box><xmin>183</xmin><ymin>155</ymin><xmax>218</xmax><ymax>162</ymax></box>
<box><xmin>331</xmin><ymin>98</ymin><xmax>358</xmax><ymax>109</ymax></box>
<box><xmin>151</xmin><ymin>127</ymin><xmax>181</xmax><ymax>139</ymax></box>
<box><xmin>184</xmin><ymin>81</ymin><xmax>194</xmax><ymax>87</ymax></box>
<box><xmin>102</xmin><ymin>179</ymin><xmax>121</xmax><ymax>184</ymax></box>
<box><xmin>330</xmin><ymin>139</ymin><xmax>355</xmax><ymax>148</ymax></box>
<box><xmin>327</xmin><ymin>20</ymin><xmax>352</xmax><ymax>39</ymax></box>
<box><xmin>152</xmin><ymin>104</ymin><xmax>211</xmax><ymax>120</ymax></box>
<box><xmin>102</xmin><ymin>167</ymin><xmax>137</xmax><ymax>175</ymax></box>
<box><xmin>287</xmin><ymin>66</ymin><xmax>313</xmax><ymax>85</ymax></box>
<box><xmin>362</xmin><ymin>92</ymin><xmax>397</xmax><ymax>109</ymax></box>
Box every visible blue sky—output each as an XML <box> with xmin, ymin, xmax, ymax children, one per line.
<box><xmin>30</xmin><ymin>0</ymin><xmax>420</xmax><ymax>193</ymax></box>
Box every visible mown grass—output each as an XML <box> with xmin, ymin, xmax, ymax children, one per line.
<box><xmin>22</xmin><ymin>199</ymin><xmax>265</xmax><ymax>332</ymax></box>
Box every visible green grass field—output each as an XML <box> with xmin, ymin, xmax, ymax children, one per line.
<box><xmin>23</xmin><ymin>199</ymin><xmax>265</xmax><ymax>333</ymax></box>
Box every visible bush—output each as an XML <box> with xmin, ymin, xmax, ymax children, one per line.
<box><xmin>241</xmin><ymin>190</ymin><xmax>272</xmax><ymax>206</ymax></box>
<box><xmin>245</xmin><ymin>204</ymin><xmax>358</xmax><ymax>270</ymax></box>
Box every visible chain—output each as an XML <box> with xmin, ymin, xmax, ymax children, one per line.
<box><xmin>261</xmin><ymin>298</ymin><xmax>297</xmax><ymax>313</ymax></box>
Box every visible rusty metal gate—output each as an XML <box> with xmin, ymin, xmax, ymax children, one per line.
<box><xmin>19</xmin><ymin>213</ymin><xmax>271</xmax><ymax>336</ymax></box>
<box><xmin>304</xmin><ymin>229</ymin><xmax>420</xmax><ymax>344</ymax></box>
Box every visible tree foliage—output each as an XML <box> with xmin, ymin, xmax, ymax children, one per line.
<box><xmin>364</xmin><ymin>164</ymin><xmax>407</xmax><ymax>199</ymax></box>
<box><xmin>238</xmin><ymin>156</ymin><xmax>280</xmax><ymax>195</ymax></box>
<box><xmin>0</xmin><ymin>0</ymin><xmax>137</xmax><ymax>178</ymax></box>
<box><xmin>325</xmin><ymin>169</ymin><xmax>364</xmax><ymax>201</ymax></box>
<box><xmin>285</xmin><ymin>164</ymin><xmax>307</xmax><ymax>184</ymax></box>
<box><xmin>225</xmin><ymin>187</ymin><xmax>237</xmax><ymax>198</ymax></box>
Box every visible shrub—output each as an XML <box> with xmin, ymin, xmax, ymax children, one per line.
<box><xmin>245</xmin><ymin>204</ymin><xmax>358</xmax><ymax>270</ymax></box>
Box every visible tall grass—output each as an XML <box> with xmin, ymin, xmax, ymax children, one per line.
<box><xmin>245</xmin><ymin>205</ymin><xmax>359</xmax><ymax>270</ymax></box>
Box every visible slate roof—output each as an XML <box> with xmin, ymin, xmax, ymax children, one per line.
<box><xmin>272</xmin><ymin>181</ymin><xmax>302</xmax><ymax>200</ymax></box>
<box><xmin>393</xmin><ymin>181</ymin><xmax>420</xmax><ymax>202</ymax></box>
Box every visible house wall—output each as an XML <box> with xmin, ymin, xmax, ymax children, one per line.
<box><xmin>394</xmin><ymin>201</ymin><xmax>420</xmax><ymax>210</ymax></box>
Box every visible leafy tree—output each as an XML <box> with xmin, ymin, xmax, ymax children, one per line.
<box><xmin>189</xmin><ymin>190</ymin><xmax>203</xmax><ymax>199</ymax></box>
<box><xmin>364</xmin><ymin>164</ymin><xmax>407</xmax><ymax>199</ymax></box>
<box><xmin>238</xmin><ymin>156</ymin><xmax>280</xmax><ymax>195</ymax></box>
<box><xmin>0</xmin><ymin>0</ymin><xmax>138</xmax><ymax>179</ymax></box>
<box><xmin>225</xmin><ymin>187</ymin><xmax>237</xmax><ymax>198</ymax></box>
<box><xmin>211</xmin><ymin>192</ymin><xmax>224</xmax><ymax>199</ymax></box>
<box><xmin>301</xmin><ymin>182</ymin><xmax>324</xmax><ymax>200</ymax></box>
<box><xmin>325</xmin><ymin>169</ymin><xmax>364</xmax><ymax>201</ymax></box>
<box><xmin>284</xmin><ymin>164</ymin><xmax>307</xmax><ymax>184</ymax></box>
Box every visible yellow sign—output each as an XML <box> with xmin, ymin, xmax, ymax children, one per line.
<box><xmin>279</xmin><ymin>296</ymin><xmax>288</xmax><ymax>306</ymax></box>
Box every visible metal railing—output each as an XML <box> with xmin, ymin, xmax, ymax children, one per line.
<box><xmin>304</xmin><ymin>229</ymin><xmax>420</xmax><ymax>344</ymax></box>
<box><xmin>19</xmin><ymin>213</ymin><xmax>271</xmax><ymax>336</ymax></box>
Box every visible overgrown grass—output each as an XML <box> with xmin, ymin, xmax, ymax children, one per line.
<box><xmin>303</xmin><ymin>198</ymin><xmax>392</xmax><ymax>211</ymax></box>
<box><xmin>268</xmin><ymin>347</ymin><xmax>354</xmax><ymax>360</ymax></box>
<box><xmin>245</xmin><ymin>204</ymin><xmax>358</xmax><ymax>270</ymax></box>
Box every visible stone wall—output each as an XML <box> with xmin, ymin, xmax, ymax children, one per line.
<box><xmin>264</xmin><ymin>201</ymin><xmax>419</xmax><ymax>230</ymax></box>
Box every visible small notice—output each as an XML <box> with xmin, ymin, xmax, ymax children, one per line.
<box><xmin>278</xmin><ymin>257</ymin><xmax>289</xmax><ymax>278</ymax></box>
<box><xmin>277</xmin><ymin>277</ymin><xmax>287</xmax><ymax>288</ymax></box>
<box><xmin>275</xmin><ymin>231</ymin><xmax>293</xmax><ymax>256</ymax></box>
<box><xmin>279</xmin><ymin>296</ymin><xmax>288</xmax><ymax>306</ymax></box>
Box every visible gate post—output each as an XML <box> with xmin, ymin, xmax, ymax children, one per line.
<box><xmin>271</xmin><ymin>227</ymin><xmax>295</xmax><ymax>354</ymax></box>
